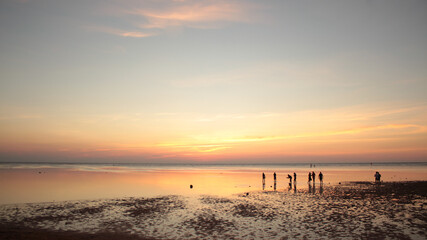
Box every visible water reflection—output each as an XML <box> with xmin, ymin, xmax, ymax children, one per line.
<box><xmin>313</xmin><ymin>182</ymin><xmax>316</xmax><ymax>194</ymax></box>
<box><xmin>294</xmin><ymin>182</ymin><xmax>297</xmax><ymax>193</ymax></box>
<box><xmin>2</xmin><ymin>165</ymin><xmax>427</xmax><ymax>204</ymax></box>
<box><xmin>0</xmin><ymin>168</ymin><xmax>262</xmax><ymax>204</ymax></box>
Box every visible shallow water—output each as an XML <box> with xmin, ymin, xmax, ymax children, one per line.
<box><xmin>0</xmin><ymin>162</ymin><xmax>426</xmax><ymax>204</ymax></box>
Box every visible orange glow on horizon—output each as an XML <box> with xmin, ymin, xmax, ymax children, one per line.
<box><xmin>1</xmin><ymin>104</ymin><xmax>426</xmax><ymax>162</ymax></box>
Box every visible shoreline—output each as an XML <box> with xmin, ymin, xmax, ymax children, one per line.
<box><xmin>1</xmin><ymin>181</ymin><xmax>426</xmax><ymax>239</ymax></box>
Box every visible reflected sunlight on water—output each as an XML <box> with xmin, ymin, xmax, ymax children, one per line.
<box><xmin>0</xmin><ymin>163</ymin><xmax>426</xmax><ymax>204</ymax></box>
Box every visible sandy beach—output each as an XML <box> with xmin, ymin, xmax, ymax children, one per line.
<box><xmin>1</xmin><ymin>181</ymin><xmax>426</xmax><ymax>240</ymax></box>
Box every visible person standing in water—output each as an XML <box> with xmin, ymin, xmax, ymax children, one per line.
<box><xmin>262</xmin><ymin>172</ymin><xmax>266</xmax><ymax>190</ymax></box>
<box><xmin>287</xmin><ymin>174</ymin><xmax>292</xmax><ymax>183</ymax></box>
<box><xmin>293</xmin><ymin>172</ymin><xmax>297</xmax><ymax>182</ymax></box>
<box><xmin>374</xmin><ymin>171</ymin><xmax>381</xmax><ymax>183</ymax></box>
<box><xmin>312</xmin><ymin>171</ymin><xmax>316</xmax><ymax>182</ymax></box>
<box><xmin>308</xmin><ymin>172</ymin><xmax>312</xmax><ymax>182</ymax></box>
<box><xmin>319</xmin><ymin>172</ymin><xmax>323</xmax><ymax>183</ymax></box>
<box><xmin>287</xmin><ymin>174</ymin><xmax>293</xmax><ymax>190</ymax></box>
<box><xmin>273</xmin><ymin>172</ymin><xmax>277</xmax><ymax>191</ymax></box>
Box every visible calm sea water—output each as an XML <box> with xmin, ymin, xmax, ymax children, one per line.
<box><xmin>0</xmin><ymin>162</ymin><xmax>426</xmax><ymax>204</ymax></box>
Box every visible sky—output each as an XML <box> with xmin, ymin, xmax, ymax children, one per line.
<box><xmin>0</xmin><ymin>0</ymin><xmax>426</xmax><ymax>163</ymax></box>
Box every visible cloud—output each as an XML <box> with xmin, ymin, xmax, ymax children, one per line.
<box><xmin>120</xmin><ymin>31</ymin><xmax>157</xmax><ymax>38</ymax></box>
<box><xmin>155</xmin><ymin>143</ymin><xmax>231</xmax><ymax>153</ymax></box>
<box><xmin>222</xmin><ymin>124</ymin><xmax>427</xmax><ymax>143</ymax></box>
<box><xmin>85</xmin><ymin>25</ymin><xmax>157</xmax><ymax>38</ymax></box>
<box><xmin>130</xmin><ymin>0</ymin><xmax>251</xmax><ymax>29</ymax></box>
<box><xmin>94</xmin><ymin>0</ymin><xmax>256</xmax><ymax>38</ymax></box>
<box><xmin>153</xmin><ymin>122</ymin><xmax>427</xmax><ymax>155</ymax></box>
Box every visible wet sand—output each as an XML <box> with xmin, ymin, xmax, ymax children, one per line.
<box><xmin>1</xmin><ymin>181</ymin><xmax>426</xmax><ymax>239</ymax></box>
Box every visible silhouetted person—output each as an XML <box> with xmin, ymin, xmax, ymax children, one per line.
<box><xmin>308</xmin><ymin>172</ymin><xmax>312</xmax><ymax>182</ymax></box>
<box><xmin>319</xmin><ymin>172</ymin><xmax>323</xmax><ymax>183</ymax></box>
<box><xmin>273</xmin><ymin>172</ymin><xmax>277</xmax><ymax>191</ymax></box>
<box><xmin>375</xmin><ymin>171</ymin><xmax>381</xmax><ymax>182</ymax></box>
<box><xmin>293</xmin><ymin>172</ymin><xmax>297</xmax><ymax>182</ymax></box>
<box><xmin>312</xmin><ymin>171</ymin><xmax>316</xmax><ymax>182</ymax></box>
<box><xmin>287</xmin><ymin>174</ymin><xmax>292</xmax><ymax>183</ymax></box>
<box><xmin>262</xmin><ymin>172</ymin><xmax>266</xmax><ymax>190</ymax></box>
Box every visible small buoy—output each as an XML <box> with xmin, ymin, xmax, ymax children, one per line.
<box><xmin>246</xmin><ymin>192</ymin><xmax>249</xmax><ymax>196</ymax></box>
<box><xmin>190</xmin><ymin>185</ymin><xmax>193</xmax><ymax>189</ymax></box>
<box><xmin>339</xmin><ymin>182</ymin><xmax>341</xmax><ymax>184</ymax></box>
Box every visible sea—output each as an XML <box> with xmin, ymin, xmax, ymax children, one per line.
<box><xmin>0</xmin><ymin>162</ymin><xmax>426</xmax><ymax>204</ymax></box>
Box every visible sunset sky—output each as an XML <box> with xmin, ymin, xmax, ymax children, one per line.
<box><xmin>1</xmin><ymin>0</ymin><xmax>426</xmax><ymax>163</ymax></box>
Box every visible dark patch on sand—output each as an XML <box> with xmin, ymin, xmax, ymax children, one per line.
<box><xmin>126</xmin><ymin>195</ymin><xmax>185</xmax><ymax>217</ymax></box>
<box><xmin>71</xmin><ymin>205</ymin><xmax>106</xmax><ymax>215</ymax></box>
<box><xmin>184</xmin><ymin>212</ymin><xmax>235</xmax><ymax>236</ymax></box>
<box><xmin>0</xmin><ymin>223</ymin><xmax>154</xmax><ymax>240</ymax></box>
<box><xmin>200</xmin><ymin>196</ymin><xmax>233</xmax><ymax>204</ymax></box>
<box><xmin>332</xmin><ymin>181</ymin><xmax>427</xmax><ymax>202</ymax></box>
<box><xmin>233</xmin><ymin>203</ymin><xmax>277</xmax><ymax>221</ymax></box>
<box><xmin>294</xmin><ymin>182</ymin><xmax>427</xmax><ymax>239</ymax></box>
<box><xmin>233</xmin><ymin>203</ymin><xmax>258</xmax><ymax>217</ymax></box>
<box><xmin>22</xmin><ymin>204</ymin><xmax>107</xmax><ymax>224</ymax></box>
<box><xmin>101</xmin><ymin>219</ymin><xmax>134</xmax><ymax>234</ymax></box>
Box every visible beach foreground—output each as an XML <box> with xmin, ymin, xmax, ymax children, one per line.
<box><xmin>1</xmin><ymin>181</ymin><xmax>426</xmax><ymax>240</ymax></box>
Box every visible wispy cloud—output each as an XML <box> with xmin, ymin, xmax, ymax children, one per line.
<box><xmin>222</xmin><ymin>124</ymin><xmax>427</xmax><ymax>143</ymax></box>
<box><xmin>93</xmin><ymin>0</ymin><xmax>256</xmax><ymax>38</ymax></box>
<box><xmin>155</xmin><ymin>143</ymin><xmax>231</xmax><ymax>153</ymax></box>
<box><xmin>129</xmin><ymin>0</ymin><xmax>251</xmax><ymax>29</ymax></box>
<box><xmin>85</xmin><ymin>25</ymin><xmax>157</xmax><ymax>38</ymax></box>
<box><xmin>154</xmin><ymin>123</ymin><xmax>427</xmax><ymax>155</ymax></box>
<box><xmin>120</xmin><ymin>31</ymin><xmax>157</xmax><ymax>38</ymax></box>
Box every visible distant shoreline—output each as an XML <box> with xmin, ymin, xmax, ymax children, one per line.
<box><xmin>1</xmin><ymin>161</ymin><xmax>426</xmax><ymax>165</ymax></box>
